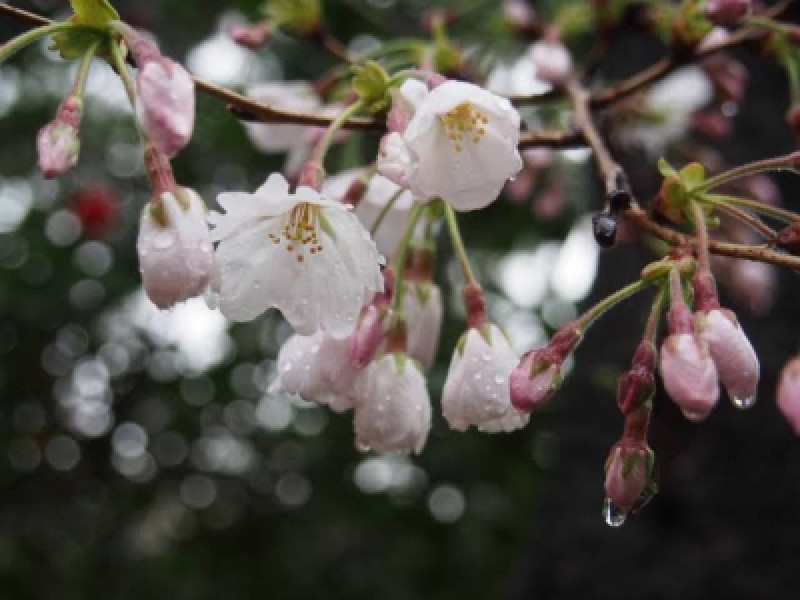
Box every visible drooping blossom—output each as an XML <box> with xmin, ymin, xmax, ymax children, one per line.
<box><xmin>442</xmin><ymin>324</ymin><xmax>529</xmax><ymax>433</ymax></box>
<box><xmin>403</xmin><ymin>281</ymin><xmax>443</xmax><ymax>371</ymax></box>
<box><xmin>269</xmin><ymin>332</ymin><xmax>358</xmax><ymax>413</ymax></box>
<box><xmin>137</xmin><ymin>187</ymin><xmax>215</xmax><ymax>309</ymax></box>
<box><xmin>378</xmin><ymin>80</ymin><xmax>523</xmax><ymax>211</ymax></box>
<box><xmin>510</xmin><ymin>323</ymin><xmax>581</xmax><ymax>412</ymax></box>
<box><xmin>210</xmin><ymin>173</ymin><xmax>384</xmax><ymax>338</ymax></box>
<box><xmin>243</xmin><ymin>82</ymin><xmax>321</xmax><ymax>173</ymax></box>
<box><xmin>777</xmin><ymin>357</ymin><xmax>800</xmax><ymax>436</ymax></box>
<box><xmin>352</xmin><ymin>354</ymin><xmax>432</xmax><ymax>454</ymax></box>
<box><xmin>37</xmin><ymin>97</ymin><xmax>82</xmax><ymax>179</ymax></box>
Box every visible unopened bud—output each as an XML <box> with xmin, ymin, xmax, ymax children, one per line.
<box><xmin>37</xmin><ymin>97</ymin><xmax>82</xmax><ymax>179</ymax></box>
<box><xmin>777</xmin><ymin>357</ymin><xmax>800</xmax><ymax>436</ymax></box>
<box><xmin>604</xmin><ymin>441</ymin><xmax>653</xmax><ymax>514</ymax></box>
<box><xmin>704</xmin><ymin>0</ymin><xmax>750</xmax><ymax>25</ymax></box>
<box><xmin>229</xmin><ymin>22</ymin><xmax>272</xmax><ymax>48</ymax></box>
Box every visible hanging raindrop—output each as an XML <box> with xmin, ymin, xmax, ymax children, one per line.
<box><xmin>602</xmin><ymin>497</ymin><xmax>627</xmax><ymax>527</ymax></box>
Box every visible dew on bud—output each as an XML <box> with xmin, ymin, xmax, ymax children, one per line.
<box><xmin>731</xmin><ymin>394</ymin><xmax>756</xmax><ymax>410</ymax></box>
<box><xmin>602</xmin><ymin>496</ymin><xmax>627</xmax><ymax>527</ymax></box>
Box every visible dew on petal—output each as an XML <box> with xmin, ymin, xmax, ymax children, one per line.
<box><xmin>603</xmin><ymin>497</ymin><xmax>627</xmax><ymax>527</ymax></box>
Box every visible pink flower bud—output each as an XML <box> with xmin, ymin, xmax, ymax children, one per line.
<box><xmin>37</xmin><ymin>97</ymin><xmax>82</xmax><ymax>179</ymax></box>
<box><xmin>690</xmin><ymin>110</ymin><xmax>732</xmax><ymax>139</ymax></box>
<box><xmin>704</xmin><ymin>0</ymin><xmax>750</xmax><ymax>25</ymax></box>
<box><xmin>135</xmin><ymin>58</ymin><xmax>195</xmax><ymax>158</ymax></box>
<box><xmin>503</xmin><ymin>0</ymin><xmax>535</xmax><ymax>30</ymax></box>
<box><xmin>347</xmin><ymin>304</ymin><xmax>386</xmax><ymax>369</ymax></box>
<box><xmin>617</xmin><ymin>342</ymin><xmax>657</xmax><ymax>415</ymax></box>
<box><xmin>695</xmin><ymin>308</ymin><xmax>759</xmax><ymax>408</ymax></box>
<box><xmin>659</xmin><ymin>333</ymin><xmax>719</xmax><ymax>421</ymax></box>
<box><xmin>510</xmin><ymin>324</ymin><xmax>580</xmax><ymax>412</ymax></box>
<box><xmin>510</xmin><ymin>350</ymin><xmax>562</xmax><ymax>412</ymax></box>
<box><xmin>604</xmin><ymin>441</ymin><xmax>653</xmax><ymax>514</ymax></box>
<box><xmin>229</xmin><ymin>22</ymin><xmax>272</xmax><ymax>48</ymax></box>
<box><xmin>777</xmin><ymin>357</ymin><xmax>800</xmax><ymax>436</ymax></box>
<box><xmin>137</xmin><ymin>188</ymin><xmax>215</xmax><ymax>309</ymax></box>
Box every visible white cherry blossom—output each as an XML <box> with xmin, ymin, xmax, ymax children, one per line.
<box><xmin>353</xmin><ymin>354</ymin><xmax>431</xmax><ymax>454</ymax></box>
<box><xmin>379</xmin><ymin>80</ymin><xmax>523</xmax><ymax>211</ymax></box>
<box><xmin>210</xmin><ymin>173</ymin><xmax>384</xmax><ymax>338</ymax></box>
<box><xmin>442</xmin><ymin>324</ymin><xmax>529</xmax><ymax>433</ymax></box>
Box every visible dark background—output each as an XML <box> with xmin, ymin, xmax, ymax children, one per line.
<box><xmin>1</xmin><ymin>1</ymin><xmax>799</xmax><ymax>598</ymax></box>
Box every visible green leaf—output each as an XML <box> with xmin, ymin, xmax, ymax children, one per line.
<box><xmin>51</xmin><ymin>29</ymin><xmax>106</xmax><ymax>60</ymax></box>
<box><xmin>351</xmin><ymin>61</ymin><xmax>390</xmax><ymax>115</ymax></box>
<box><xmin>678</xmin><ymin>162</ymin><xmax>706</xmax><ymax>189</ymax></box>
<box><xmin>657</xmin><ymin>158</ymin><xmax>677</xmax><ymax>178</ymax></box>
<box><xmin>69</xmin><ymin>0</ymin><xmax>119</xmax><ymax>26</ymax></box>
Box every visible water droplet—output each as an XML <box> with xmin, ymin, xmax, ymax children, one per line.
<box><xmin>253</xmin><ymin>281</ymin><xmax>261</xmax><ymax>290</ymax></box>
<box><xmin>139</xmin><ymin>247</ymin><xmax>148</xmax><ymax>257</ymax></box>
<box><xmin>474</xmin><ymin>373</ymin><xmax>482</xmax><ymax>381</ymax></box>
<box><xmin>153</xmin><ymin>231</ymin><xmax>175</xmax><ymax>250</ymax></box>
<box><xmin>481</xmin><ymin>352</ymin><xmax>492</xmax><ymax>362</ymax></box>
<box><xmin>602</xmin><ymin>497</ymin><xmax>627</xmax><ymax>527</ymax></box>
<box><xmin>493</xmin><ymin>374</ymin><xmax>505</xmax><ymax>385</ymax></box>
<box><xmin>310</xmin><ymin>344</ymin><xmax>320</xmax><ymax>354</ymax></box>
<box><xmin>281</xmin><ymin>361</ymin><xmax>292</xmax><ymax>373</ymax></box>
<box><xmin>200</xmin><ymin>241</ymin><xmax>212</xmax><ymax>253</ymax></box>
<box><xmin>731</xmin><ymin>393</ymin><xmax>756</xmax><ymax>409</ymax></box>
<box><xmin>303</xmin><ymin>365</ymin><xmax>311</xmax><ymax>372</ymax></box>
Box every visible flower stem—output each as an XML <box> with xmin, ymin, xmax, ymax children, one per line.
<box><xmin>690</xmin><ymin>201</ymin><xmax>710</xmax><ymax>272</ymax></box>
<box><xmin>71</xmin><ymin>38</ymin><xmax>101</xmax><ymax>98</ymax></box>
<box><xmin>109</xmin><ymin>37</ymin><xmax>137</xmax><ymax>107</ymax></box>
<box><xmin>0</xmin><ymin>22</ymin><xmax>77</xmax><ymax>63</ymax></box>
<box><xmin>389</xmin><ymin>204</ymin><xmax>427</xmax><ymax>323</ymax></box>
<box><xmin>443</xmin><ymin>203</ymin><xmax>477</xmax><ymax>285</ymax></box>
<box><xmin>576</xmin><ymin>278</ymin><xmax>650</xmax><ymax>333</ymax></box>
<box><xmin>370</xmin><ymin>187</ymin><xmax>406</xmax><ymax>237</ymax></box>
<box><xmin>642</xmin><ymin>286</ymin><xmax>666</xmax><ymax>344</ymax></box>
<box><xmin>311</xmin><ymin>99</ymin><xmax>365</xmax><ymax>167</ymax></box>
<box><xmin>705</xmin><ymin>194</ymin><xmax>797</xmax><ymax>223</ymax></box>
<box><xmin>696</xmin><ymin>152</ymin><xmax>800</xmax><ymax>192</ymax></box>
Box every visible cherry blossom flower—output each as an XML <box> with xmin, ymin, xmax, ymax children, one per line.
<box><xmin>442</xmin><ymin>324</ymin><xmax>529</xmax><ymax>433</ymax></box>
<box><xmin>210</xmin><ymin>173</ymin><xmax>384</xmax><ymax>338</ymax></box>
<box><xmin>695</xmin><ymin>308</ymin><xmax>759</xmax><ymax>409</ymax></box>
<box><xmin>135</xmin><ymin>58</ymin><xmax>195</xmax><ymax>158</ymax></box>
<box><xmin>137</xmin><ymin>188</ymin><xmax>215</xmax><ymax>309</ymax></box>
<box><xmin>37</xmin><ymin>97</ymin><xmax>82</xmax><ymax>179</ymax></box>
<box><xmin>352</xmin><ymin>354</ymin><xmax>431</xmax><ymax>454</ymax></box>
<box><xmin>243</xmin><ymin>82</ymin><xmax>321</xmax><ymax>173</ymax></box>
<box><xmin>404</xmin><ymin>282</ymin><xmax>443</xmax><ymax>371</ymax></box>
<box><xmin>777</xmin><ymin>357</ymin><xmax>800</xmax><ymax>436</ymax></box>
<box><xmin>379</xmin><ymin>80</ymin><xmax>523</xmax><ymax>211</ymax></box>
<box><xmin>270</xmin><ymin>332</ymin><xmax>358</xmax><ymax>413</ymax></box>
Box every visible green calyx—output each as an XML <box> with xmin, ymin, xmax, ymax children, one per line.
<box><xmin>351</xmin><ymin>61</ymin><xmax>391</xmax><ymax>115</ymax></box>
<box><xmin>655</xmin><ymin>159</ymin><xmax>718</xmax><ymax>226</ymax></box>
<box><xmin>265</xmin><ymin>0</ymin><xmax>320</xmax><ymax>36</ymax></box>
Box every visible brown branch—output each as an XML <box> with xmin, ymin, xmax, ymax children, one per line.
<box><xmin>624</xmin><ymin>204</ymin><xmax>800</xmax><ymax>270</ymax></box>
<box><xmin>567</xmin><ymin>79</ymin><xmax>631</xmax><ymax>208</ymax></box>
<box><xmin>0</xmin><ymin>2</ymin><xmax>382</xmax><ymax>131</ymax></box>
<box><xmin>518</xmin><ymin>128</ymin><xmax>584</xmax><ymax>149</ymax></box>
<box><xmin>714</xmin><ymin>203</ymin><xmax>778</xmax><ymax>241</ymax></box>
<box><xmin>590</xmin><ymin>0</ymin><xmax>793</xmax><ymax>109</ymax></box>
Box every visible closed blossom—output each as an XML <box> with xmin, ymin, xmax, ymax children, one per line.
<box><xmin>442</xmin><ymin>324</ymin><xmax>529</xmax><ymax>433</ymax></box>
<box><xmin>137</xmin><ymin>188</ymin><xmax>214</xmax><ymax>309</ymax></box>
<box><xmin>659</xmin><ymin>333</ymin><xmax>719</xmax><ymax>421</ymax></box>
<box><xmin>353</xmin><ymin>354</ymin><xmax>431</xmax><ymax>454</ymax></box>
